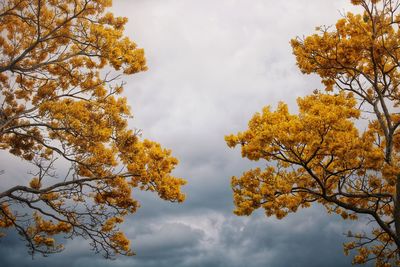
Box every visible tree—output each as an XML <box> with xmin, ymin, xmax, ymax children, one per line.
<box><xmin>225</xmin><ymin>0</ymin><xmax>400</xmax><ymax>265</ymax></box>
<box><xmin>0</xmin><ymin>0</ymin><xmax>186</xmax><ymax>258</ymax></box>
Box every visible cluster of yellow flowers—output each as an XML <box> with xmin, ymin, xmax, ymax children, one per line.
<box><xmin>227</xmin><ymin>1</ymin><xmax>400</xmax><ymax>265</ymax></box>
<box><xmin>0</xmin><ymin>0</ymin><xmax>186</xmax><ymax>257</ymax></box>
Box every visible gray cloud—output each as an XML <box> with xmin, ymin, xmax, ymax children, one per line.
<box><xmin>0</xmin><ymin>1</ymin><xmax>375</xmax><ymax>267</ymax></box>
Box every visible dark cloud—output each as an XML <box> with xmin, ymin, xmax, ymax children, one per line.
<box><xmin>0</xmin><ymin>1</ymin><xmax>375</xmax><ymax>267</ymax></box>
<box><xmin>0</xmin><ymin>207</ymin><xmax>374</xmax><ymax>267</ymax></box>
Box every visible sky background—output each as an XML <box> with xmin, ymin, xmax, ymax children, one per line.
<box><xmin>0</xmin><ymin>0</ymin><xmax>376</xmax><ymax>266</ymax></box>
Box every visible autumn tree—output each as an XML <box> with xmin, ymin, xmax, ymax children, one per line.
<box><xmin>0</xmin><ymin>0</ymin><xmax>186</xmax><ymax>258</ymax></box>
<box><xmin>226</xmin><ymin>0</ymin><xmax>400</xmax><ymax>266</ymax></box>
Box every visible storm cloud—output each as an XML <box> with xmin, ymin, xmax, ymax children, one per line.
<box><xmin>0</xmin><ymin>0</ymin><xmax>374</xmax><ymax>266</ymax></box>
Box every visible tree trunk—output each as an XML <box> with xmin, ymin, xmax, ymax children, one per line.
<box><xmin>394</xmin><ymin>175</ymin><xmax>400</xmax><ymax>255</ymax></box>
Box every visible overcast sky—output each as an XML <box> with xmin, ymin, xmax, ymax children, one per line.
<box><xmin>0</xmin><ymin>0</ymin><xmax>375</xmax><ymax>266</ymax></box>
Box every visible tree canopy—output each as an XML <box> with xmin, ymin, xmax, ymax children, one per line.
<box><xmin>226</xmin><ymin>0</ymin><xmax>400</xmax><ymax>266</ymax></box>
<box><xmin>0</xmin><ymin>0</ymin><xmax>186</xmax><ymax>258</ymax></box>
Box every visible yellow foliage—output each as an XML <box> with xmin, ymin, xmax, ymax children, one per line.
<box><xmin>227</xmin><ymin>0</ymin><xmax>400</xmax><ymax>265</ymax></box>
<box><xmin>29</xmin><ymin>177</ymin><xmax>42</xmax><ymax>190</ymax></box>
<box><xmin>0</xmin><ymin>0</ymin><xmax>185</xmax><ymax>258</ymax></box>
<box><xmin>0</xmin><ymin>204</ymin><xmax>14</xmax><ymax>230</ymax></box>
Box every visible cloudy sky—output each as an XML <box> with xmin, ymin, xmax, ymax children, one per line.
<box><xmin>0</xmin><ymin>0</ymin><xmax>376</xmax><ymax>266</ymax></box>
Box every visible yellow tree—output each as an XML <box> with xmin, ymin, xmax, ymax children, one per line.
<box><xmin>0</xmin><ymin>0</ymin><xmax>186</xmax><ymax>258</ymax></box>
<box><xmin>226</xmin><ymin>0</ymin><xmax>400</xmax><ymax>266</ymax></box>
